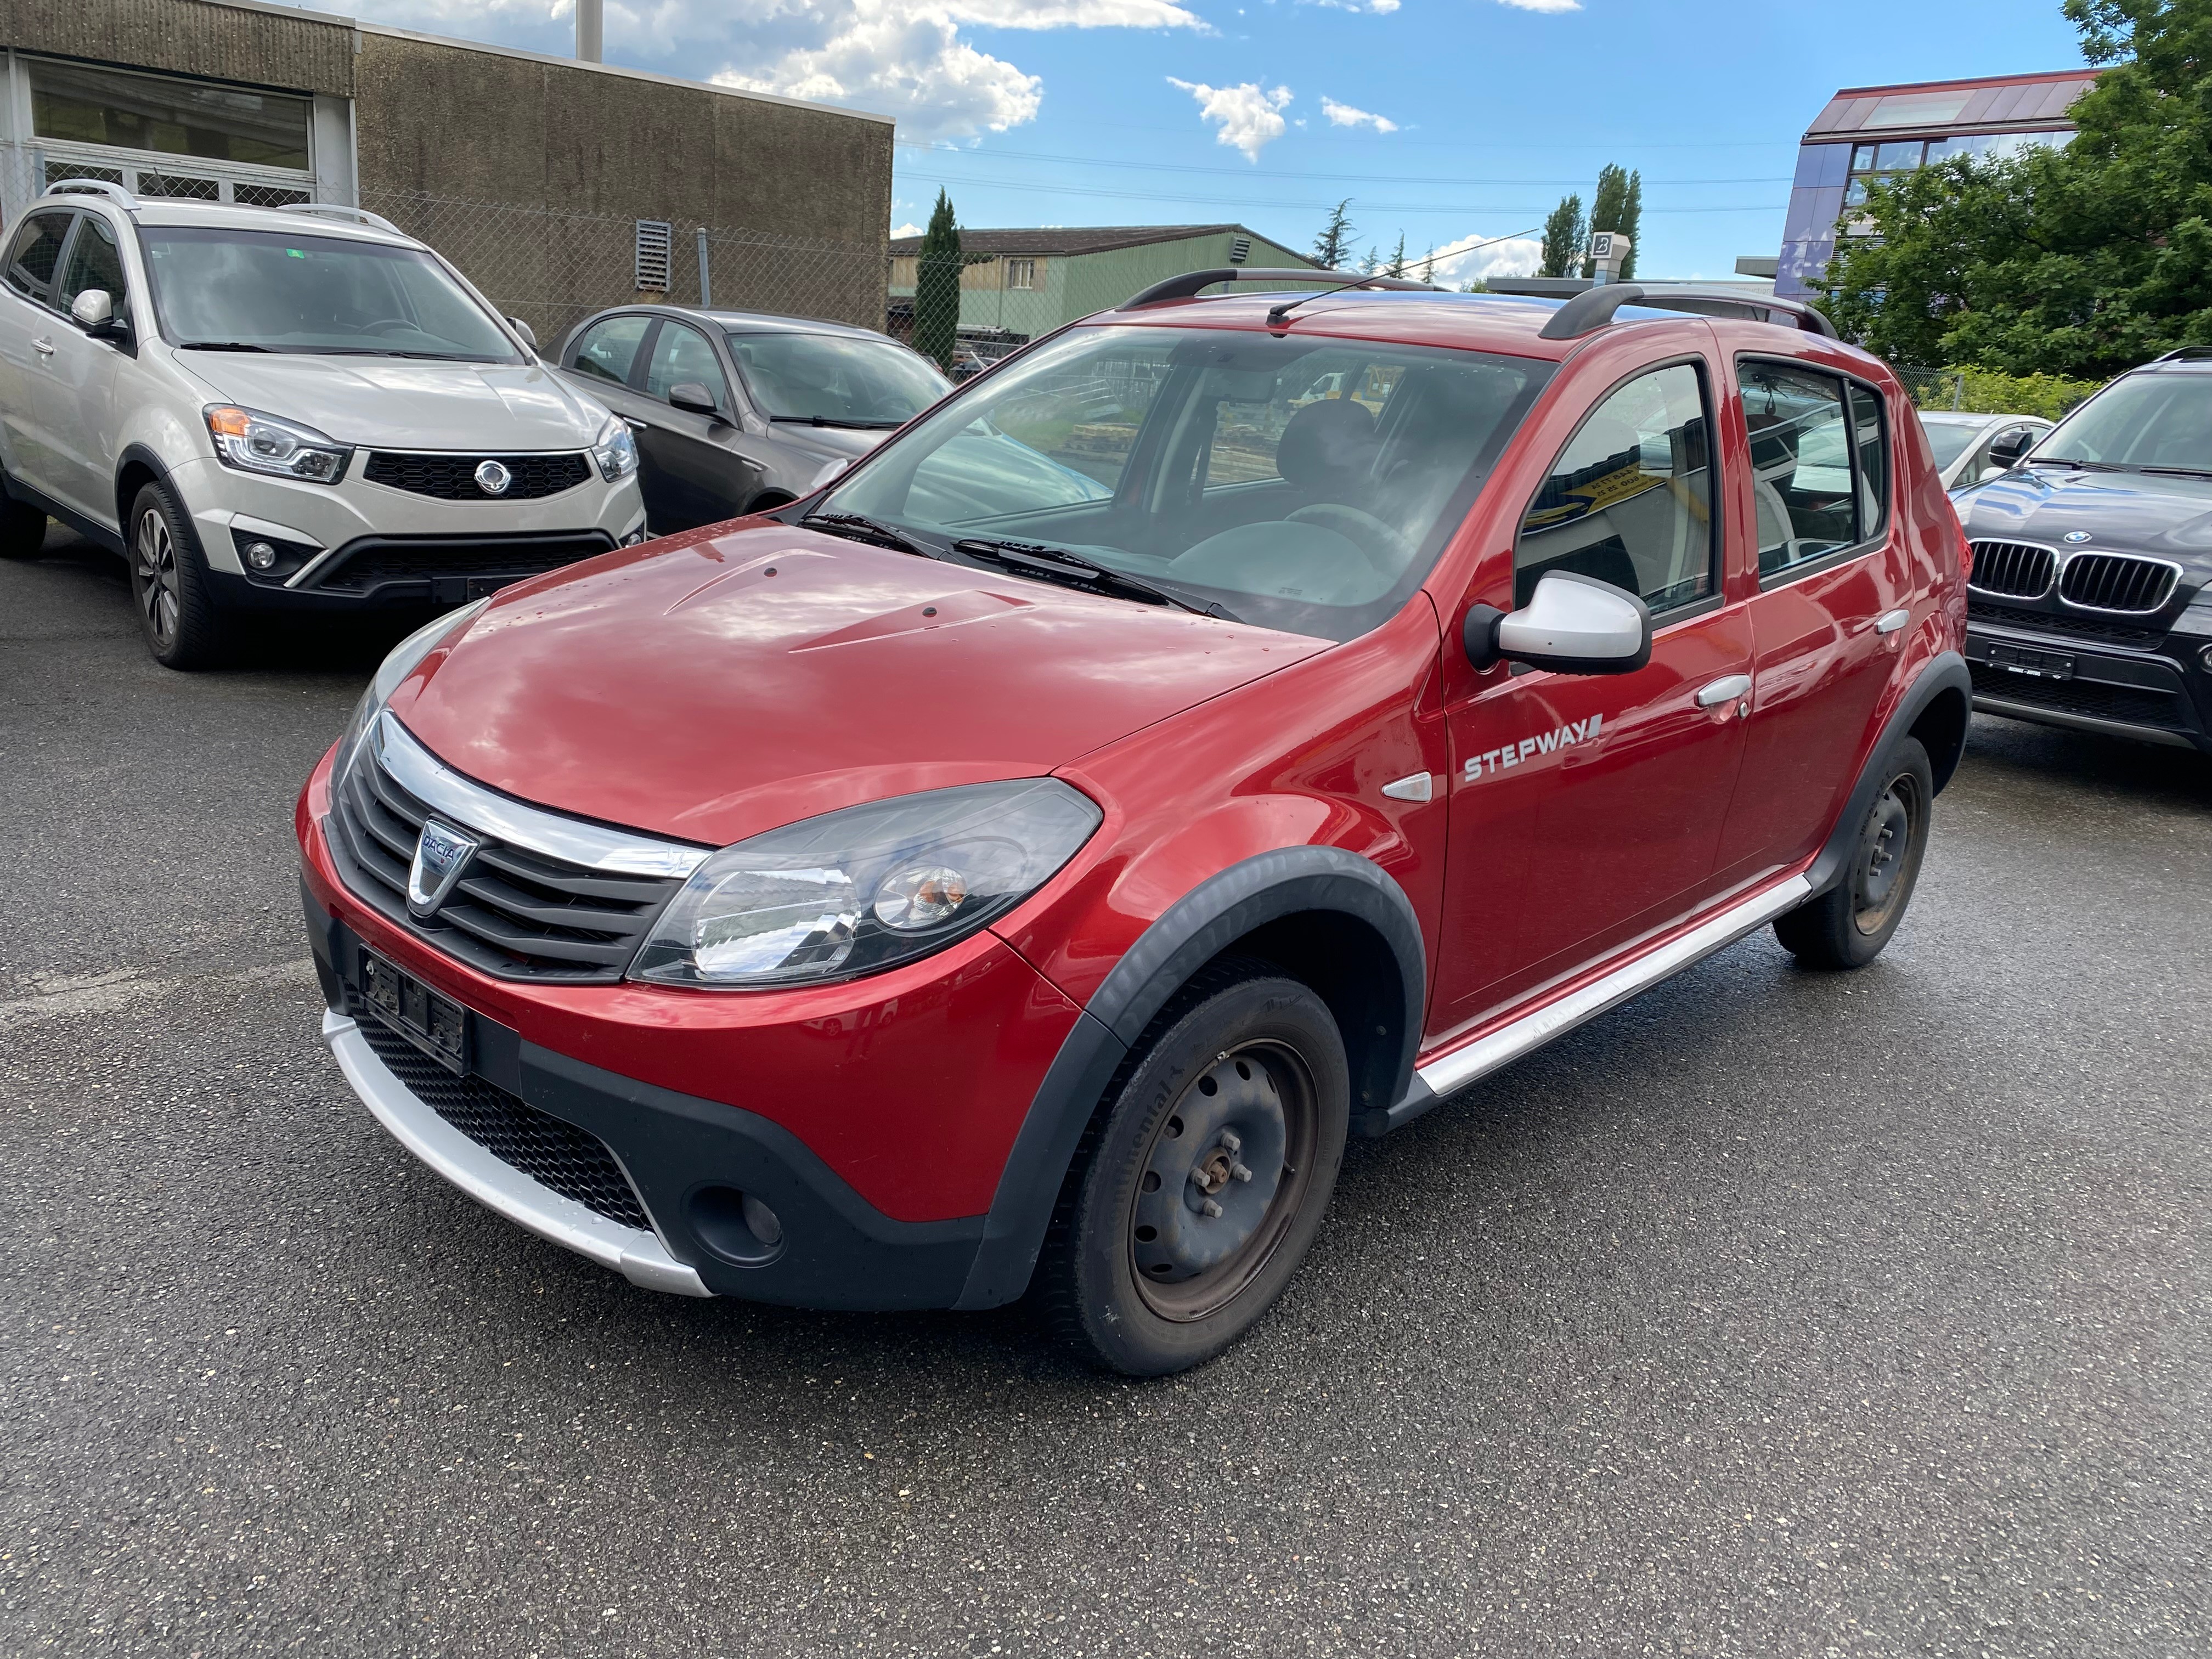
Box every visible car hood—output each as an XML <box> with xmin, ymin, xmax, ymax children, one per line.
<box><xmin>178</xmin><ymin>353</ymin><xmax>611</xmax><ymax>450</ymax></box>
<box><xmin>387</xmin><ymin>523</ymin><xmax>1328</xmax><ymax>847</ymax></box>
<box><xmin>759</xmin><ymin>421</ymin><xmax>893</xmax><ymax>464</ymax></box>
<box><xmin>1961</xmin><ymin>466</ymin><xmax>2212</xmax><ymax>577</ymax></box>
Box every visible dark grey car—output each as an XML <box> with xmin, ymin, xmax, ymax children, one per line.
<box><xmin>552</xmin><ymin>306</ymin><xmax>953</xmax><ymax>534</ymax></box>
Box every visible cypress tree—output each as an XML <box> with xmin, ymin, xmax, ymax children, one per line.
<box><xmin>915</xmin><ymin>189</ymin><xmax>962</xmax><ymax>372</ymax></box>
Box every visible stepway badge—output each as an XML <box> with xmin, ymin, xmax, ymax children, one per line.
<box><xmin>1464</xmin><ymin>713</ymin><xmax>1604</xmax><ymax>781</ymax></box>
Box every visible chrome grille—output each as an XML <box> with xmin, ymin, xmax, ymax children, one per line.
<box><xmin>1967</xmin><ymin>540</ymin><xmax>2055</xmax><ymax>599</ymax></box>
<box><xmin>2058</xmin><ymin>552</ymin><xmax>2179</xmax><ymax>613</ymax></box>
<box><xmin>326</xmin><ymin>744</ymin><xmax>688</xmax><ymax>983</ymax></box>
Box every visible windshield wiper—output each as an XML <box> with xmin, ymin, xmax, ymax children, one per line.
<box><xmin>799</xmin><ymin>511</ymin><xmax>941</xmax><ymax>558</ymax></box>
<box><xmin>2026</xmin><ymin>456</ymin><xmax>2123</xmax><ymax>471</ymax></box>
<box><xmin>176</xmin><ymin>340</ymin><xmax>272</xmax><ymax>352</ymax></box>
<box><xmin>2138</xmin><ymin>465</ymin><xmax>2212</xmax><ymax>479</ymax></box>
<box><xmin>772</xmin><ymin>415</ymin><xmax>905</xmax><ymax>429</ymax></box>
<box><xmin>952</xmin><ymin>538</ymin><xmax>1242</xmax><ymax>622</ymax></box>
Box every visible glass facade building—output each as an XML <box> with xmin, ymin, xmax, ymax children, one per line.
<box><xmin>1775</xmin><ymin>71</ymin><xmax>2100</xmax><ymax>300</ymax></box>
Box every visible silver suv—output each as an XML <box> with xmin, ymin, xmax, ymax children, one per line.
<box><xmin>0</xmin><ymin>182</ymin><xmax>646</xmax><ymax>668</ymax></box>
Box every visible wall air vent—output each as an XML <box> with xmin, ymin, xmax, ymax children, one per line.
<box><xmin>634</xmin><ymin>219</ymin><xmax>673</xmax><ymax>292</ymax></box>
<box><xmin>1228</xmin><ymin>235</ymin><xmax>1252</xmax><ymax>266</ymax></box>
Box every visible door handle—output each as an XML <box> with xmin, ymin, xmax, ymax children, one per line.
<box><xmin>1874</xmin><ymin>607</ymin><xmax>1910</xmax><ymax>635</ymax></box>
<box><xmin>1695</xmin><ymin>674</ymin><xmax>1752</xmax><ymax>709</ymax></box>
<box><xmin>31</xmin><ymin>337</ymin><xmax>54</xmax><ymax>355</ymax></box>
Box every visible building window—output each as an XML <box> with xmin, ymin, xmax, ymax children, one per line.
<box><xmin>1006</xmin><ymin>258</ymin><xmax>1036</xmax><ymax>290</ymax></box>
<box><xmin>29</xmin><ymin>58</ymin><xmax>311</xmax><ymax>171</ymax></box>
<box><xmin>1844</xmin><ymin>131</ymin><xmax>2068</xmax><ymax>205</ymax></box>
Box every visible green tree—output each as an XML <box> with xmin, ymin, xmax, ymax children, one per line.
<box><xmin>913</xmin><ymin>189</ymin><xmax>963</xmax><ymax>373</ymax></box>
<box><xmin>1538</xmin><ymin>193</ymin><xmax>1585</xmax><ymax>278</ymax></box>
<box><xmin>1312</xmin><ymin>198</ymin><xmax>1357</xmax><ymax>269</ymax></box>
<box><xmin>1384</xmin><ymin>232</ymin><xmax>1408</xmax><ymax>278</ymax></box>
<box><xmin>1581</xmin><ymin>164</ymin><xmax>1641</xmax><ymax>277</ymax></box>
<box><xmin>1821</xmin><ymin>0</ymin><xmax>2212</xmax><ymax>376</ymax></box>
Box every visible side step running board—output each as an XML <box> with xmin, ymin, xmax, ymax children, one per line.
<box><xmin>1363</xmin><ymin>874</ymin><xmax>1812</xmax><ymax>1137</ymax></box>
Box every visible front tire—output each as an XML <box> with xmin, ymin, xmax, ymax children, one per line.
<box><xmin>128</xmin><ymin>481</ymin><xmax>230</xmax><ymax>670</ymax></box>
<box><xmin>1036</xmin><ymin>964</ymin><xmax>1350</xmax><ymax>1375</ymax></box>
<box><xmin>1774</xmin><ymin>736</ymin><xmax>1934</xmax><ymax>970</ymax></box>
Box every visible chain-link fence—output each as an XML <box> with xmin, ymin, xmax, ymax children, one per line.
<box><xmin>1892</xmin><ymin>363</ymin><xmax>2102</xmax><ymax>421</ymax></box>
<box><xmin>361</xmin><ymin>189</ymin><xmax>893</xmax><ymax>355</ymax></box>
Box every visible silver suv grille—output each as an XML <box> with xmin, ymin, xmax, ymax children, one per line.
<box><xmin>2058</xmin><ymin>552</ymin><xmax>2179</xmax><ymax>613</ymax></box>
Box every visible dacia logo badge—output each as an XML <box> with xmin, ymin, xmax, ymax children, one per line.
<box><xmin>474</xmin><ymin>459</ymin><xmax>512</xmax><ymax>496</ymax></box>
<box><xmin>2063</xmin><ymin>531</ymin><xmax>2092</xmax><ymax>544</ymax></box>
<box><xmin>408</xmin><ymin>818</ymin><xmax>481</xmax><ymax>917</ymax></box>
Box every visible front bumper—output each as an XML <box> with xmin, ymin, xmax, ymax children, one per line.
<box><xmin>1964</xmin><ymin>618</ymin><xmax>2211</xmax><ymax>752</ymax></box>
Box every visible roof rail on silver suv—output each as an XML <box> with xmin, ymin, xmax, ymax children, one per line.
<box><xmin>1539</xmin><ymin>282</ymin><xmax>1839</xmax><ymax>341</ymax></box>
<box><xmin>47</xmin><ymin>178</ymin><xmax>138</xmax><ymax>209</ymax></box>
<box><xmin>273</xmin><ymin>202</ymin><xmax>402</xmax><ymax>235</ymax></box>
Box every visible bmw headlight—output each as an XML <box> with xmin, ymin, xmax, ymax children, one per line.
<box><xmin>629</xmin><ymin>779</ymin><xmax>1102</xmax><ymax>989</ymax></box>
<box><xmin>331</xmin><ymin>598</ymin><xmax>491</xmax><ymax>781</ymax></box>
<box><xmin>593</xmin><ymin>417</ymin><xmax>639</xmax><ymax>482</ymax></box>
<box><xmin>204</xmin><ymin>405</ymin><xmax>352</xmax><ymax>484</ymax></box>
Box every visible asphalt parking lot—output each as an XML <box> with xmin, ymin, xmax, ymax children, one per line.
<box><xmin>5</xmin><ymin>532</ymin><xmax>2209</xmax><ymax>1658</ymax></box>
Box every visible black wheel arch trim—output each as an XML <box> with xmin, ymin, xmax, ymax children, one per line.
<box><xmin>955</xmin><ymin>844</ymin><xmax>1426</xmax><ymax>1309</ymax></box>
<box><xmin>1804</xmin><ymin>649</ymin><xmax>1970</xmax><ymax>899</ymax></box>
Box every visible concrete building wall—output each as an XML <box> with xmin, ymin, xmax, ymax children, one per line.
<box><xmin>0</xmin><ymin>0</ymin><xmax>356</xmax><ymax>99</ymax></box>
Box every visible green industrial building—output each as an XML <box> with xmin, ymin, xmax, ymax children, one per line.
<box><xmin>887</xmin><ymin>223</ymin><xmax>1318</xmax><ymax>345</ymax></box>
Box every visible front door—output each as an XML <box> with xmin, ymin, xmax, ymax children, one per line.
<box><xmin>40</xmin><ymin>212</ymin><xmax>129</xmax><ymax>524</ymax></box>
<box><xmin>636</xmin><ymin>318</ymin><xmax>763</xmax><ymax>532</ymax></box>
<box><xmin>1715</xmin><ymin>360</ymin><xmax>1913</xmax><ymax>882</ymax></box>
<box><xmin>1431</xmin><ymin>357</ymin><xmax>1753</xmax><ymax>1042</ymax></box>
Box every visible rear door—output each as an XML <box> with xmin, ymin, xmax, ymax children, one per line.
<box><xmin>0</xmin><ymin>208</ymin><xmax>77</xmax><ymax>490</ymax></box>
<box><xmin>1714</xmin><ymin>359</ymin><xmax>1912</xmax><ymax>881</ymax></box>
<box><xmin>1431</xmin><ymin>351</ymin><xmax>1755</xmax><ymax>1036</ymax></box>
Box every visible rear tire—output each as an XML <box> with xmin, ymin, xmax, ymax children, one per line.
<box><xmin>0</xmin><ymin>492</ymin><xmax>46</xmax><ymax>560</ymax></box>
<box><xmin>1775</xmin><ymin>736</ymin><xmax>1933</xmax><ymax>970</ymax></box>
<box><xmin>127</xmin><ymin>481</ymin><xmax>231</xmax><ymax>670</ymax></box>
<box><xmin>1035</xmin><ymin>963</ymin><xmax>1350</xmax><ymax>1376</ymax></box>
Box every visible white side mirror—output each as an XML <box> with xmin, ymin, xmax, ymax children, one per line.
<box><xmin>1465</xmin><ymin>571</ymin><xmax>1653</xmax><ymax>676</ymax></box>
<box><xmin>70</xmin><ymin>288</ymin><xmax>113</xmax><ymax>328</ymax></box>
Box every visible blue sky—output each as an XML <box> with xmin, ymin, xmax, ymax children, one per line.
<box><xmin>352</xmin><ymin>0</ymin><xmax>2089</xmax><ymax>279</ymax></box>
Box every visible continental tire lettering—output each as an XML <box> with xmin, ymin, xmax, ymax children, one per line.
<box><xmin>1462</xmin><ymin>710</ymin><xmax>1606</xmax><ymax>781</ymax></box>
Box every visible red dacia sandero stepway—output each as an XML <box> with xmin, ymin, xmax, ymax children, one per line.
<box><xmin>297</xmin><ymin>275</ymin><xmax>1971</xmax><ymax>1374</ymax></box>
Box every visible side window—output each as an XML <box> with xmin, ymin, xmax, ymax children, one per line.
<box><xmin>1516</xmin><ymin>362</ymin><xmax>1716</xmax><ymax>613</ymax></box>
<box><xmin>642</xmin><ymin>321</ymin><xmax>730</xmax><ymax>410</ymax></box>
<box><xmin>1849</xmin><ymin>382</ymin><xmax>1889</xmax><ymax>543</ymax></box>
<box><xmin>4</xmin><ymin>211</ymin><xmax>75</xmax><ymax>303</ymax></box>
<box><xmin>1740</xmin><ymin>359</ymin><xmax>1857</xmax><ymax>580</ymax></box>
<box><xmin>55</xmin><ymin>215</ymin><xmax>127</xmax><ymax>314</ymax></box>
<box><xmin>569</xmin><ymin>314</ymin><xmax>651</xmax><ymax>386</ymax></box>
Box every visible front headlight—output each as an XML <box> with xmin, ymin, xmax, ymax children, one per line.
<box><xmin>204</xmin><ymin>405</ymin><xmax>352</xmax><ymax>484</ymax></box>
<box><xmin>629</xmin><ymin>779</ymin><xmax>1102</xmax><ymax>989</ymax></box>
<box><xmin>331</xmin><ymin>599</ymin><xmax>492</xmax><ymax>782</ymax></box>
<box><xmin>594</xmin><ymin>417</ymin><xmax>638</xmax><ymax>482</ymax></box>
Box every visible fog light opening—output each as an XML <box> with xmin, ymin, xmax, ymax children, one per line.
<box><xmin>244</xmin><ymin>539</ymin><xmax>278</xmax><ymax>571</ymax></box>
<box><xmin>689</xmin><ymin>1184</ymin><xmax>785</xmax><ymax>1266</ymax></box>
<box><xmin>2199</xmin><ymin>642</ymin><xmax>2212</xmax><ymax>674</ymax></box>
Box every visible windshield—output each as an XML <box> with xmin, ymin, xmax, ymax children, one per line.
<box><xmin>726</xmin><ymin>331</ymin><xmax>950</xmax><ymax>425</ymax></box>
<box><xmin>1918</xmin><ymin>420</ymin><xmax>1984</xmax><ymax>470</ymax></box>
<box><xmin>141</xmin><ymin>226</ymin><xmax>521</xmax><ymax>362</ymax></box>
<box><xmin>820</xmin><ymin>324</ymin><xmax>1553</xmax><ymax>642</ymax></box>
<box><xmin>2034</xmin><ymin>372</ymin><xmax>2212</xmax><ymax>470</ymax></box>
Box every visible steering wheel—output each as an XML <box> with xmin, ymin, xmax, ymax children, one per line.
<box><xmin>1285</xmin><ymin>503</ymin><xmax>1412</xmax><ymax>577</ymax></box>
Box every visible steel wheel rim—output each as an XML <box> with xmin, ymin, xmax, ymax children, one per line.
<box><xmin>133</xmin><ymin>510</ymin><xmax>179</xmax><ymax>645</ymax></box>
<box><xmin>1851</xmin><ymin>769</ymin><xmax>1923</xmax><ymax>935</ymax></box>
<box><xmin>1128</xmin><ymin>1039</ymin><xmax>1319</xmax><ymax>1323</ymax></box>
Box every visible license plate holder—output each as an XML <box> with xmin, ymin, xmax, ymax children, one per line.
<box><xmin>1984</xmin><ymin>640</ymin><xmax>2076</xmax><ymax>680</ymax></box>
<box><xmin>359</xmin><ymin>947</ymin><xmax>470</xmax><ymax>1075</ymax></box>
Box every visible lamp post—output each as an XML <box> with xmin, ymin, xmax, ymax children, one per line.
<box><xmin>575</xmin><ymin>0</ymin><xmax>603</xmax><ymax>63</ymax></box>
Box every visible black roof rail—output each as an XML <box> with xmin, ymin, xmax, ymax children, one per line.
<box><xmin>2150</xmin><ymin>345</ymin><xmax>2212</xmax><ymax>363</ymax></box>
<box><xmin>1122</xmin><ymin>267</ymin><xmax>1439</xmax><ymax>309</ymax></box>
<box><xmin>1538</xmin><ymin>283</ymin><xmax>1839</xmax><ymax>341</ymax></box>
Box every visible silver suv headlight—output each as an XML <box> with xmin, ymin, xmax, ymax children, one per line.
<box><xmin>331</xmin><ymin>599</ymin><xmax>491</xmax><ymax>782</ymax></box>
<box><xmin>629</xmin><ymin>780</ymin><xmax>1102</xmax><ymax>989</ymax></box>
<box><xmin>204</xmin><ymin>405</ymin><xmax>352</xmax><ymax>484</ymax></box>
<box><xmin>593</xmin><ymin>416</ymin><xmax>638</xmax><ymax>482</ymax></box>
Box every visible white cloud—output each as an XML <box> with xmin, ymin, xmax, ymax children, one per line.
<box><xmin>1306</xmin><ymin>0</ymin><xmax>1400</xmax><ymax>12</ymax></box>
<box><xmin>1494</xmin><ymin>0</ymin><xmax>1582</xmax><ymax>12</ymax></box>
<box><xmin>351</xmin><ymin>0</ymin><xmax>1204</xmax><ymax>143</ymax></box>
<box><xmin>1321</xmin><ymin>97</ymin><xmax>1397</xmax><ymax>133</ymax></box>
<box><xmin>1424</xmin><ymin>229</ymin><xmax>1544</xmax><ymax>285</ymax></box>
<box><xmin>1168</xmin><ymin>78</ymin><xmax>1294</xmax><ymax>163</ymax></box>
<box><xmin>892</xmin><ymin>221</ymin><xmax>927</xmax><ymax>237</ymax></box>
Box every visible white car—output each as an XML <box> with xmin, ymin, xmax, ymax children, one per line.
<box><xmin>0</xmin><ymin>182</ymin><xmax>646</xmax><ymax>668</ymax></box>
<box><xmin>1918</xmin><ymin>410</ymin><xmax>2055</xmax><ymax>492</ymax></box>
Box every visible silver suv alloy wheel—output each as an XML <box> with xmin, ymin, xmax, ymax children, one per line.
<box><xmin>132</xmin><ymin>505</ymin><xmax>180</xmax><ymax>650</ymax></box>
